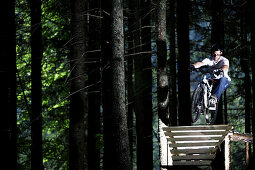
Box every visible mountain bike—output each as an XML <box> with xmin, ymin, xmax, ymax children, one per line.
<box><xmin>191</xmin><ymin>66</ymin><xmax>219</xmax><ymax>125</ymax></box>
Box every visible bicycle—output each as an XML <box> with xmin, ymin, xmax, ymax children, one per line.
<box><xmin>191</xmin><ymin>66</ymin><xmax>220</xmax><ymax>125</ymax></box>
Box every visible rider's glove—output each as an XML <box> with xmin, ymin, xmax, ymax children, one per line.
<box><xmin>190</xmin><ymin>64</ymin><xmax>195</xmax><ymax>72</ymax></box>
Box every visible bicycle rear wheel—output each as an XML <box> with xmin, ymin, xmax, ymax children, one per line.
<box><xmin>191</xmin><ymin>85</ymin><xmax>204</xmax><ymax>123</ymax></box>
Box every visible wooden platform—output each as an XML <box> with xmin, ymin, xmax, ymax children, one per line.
<box><xmin>159</xmin><ymin>121</ymin><xmax>233</xmax><ymax>167</ymax></box>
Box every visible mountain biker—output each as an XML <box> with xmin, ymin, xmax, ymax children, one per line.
<box><xmin>190</xmin><ymin>44</ymin><xmax>231</xmax><ymax>110</ymax></box>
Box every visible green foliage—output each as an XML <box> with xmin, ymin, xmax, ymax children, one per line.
<box><xmin>16</xmin><ymin>0</ymin><xmax>71</xmax><ymax>169</ymax></box>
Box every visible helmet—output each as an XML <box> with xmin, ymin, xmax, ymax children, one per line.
<box><xmin>211</xmin><ymin>44</ymin><xmax>222</xmax><ymax>52</ymax></box>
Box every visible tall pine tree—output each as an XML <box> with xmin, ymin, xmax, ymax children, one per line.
<box><xmin>102</xmin><ymin>0</ymin><xmax>131</xmax><ymax>169</ymax></box>
<box><xmin>0</xmin><ymin>0</ymin><xmax>17</xmax><ymax>168</ymax></box>
<box><xmin>30</xmin><ymin>0</ymin><xmax>43</xmax><ymax>169</ymax></box>
<box><xmin>177</xmin><ymin>0</ymin><xmax>191</xmax><ymax>125</ymax></box>
<box><xmin>88</xmin><ymin>0</ymin><xmax>101</xmax><ymax>169</ymax></box>
<box><xmin>168</xmin><ymin>0</ymin><xmax>177</xmax><ymax>126</ymax></box>
<box><xmin>69</xmin><ymin>0</ymin><xmax>87</xmax><ymax>169</ymax></box>
<box><xmin>135</xmin><ymin>0</ymin><xmax>153</xmax><ymax>169</ymax></box>
<box><xmin>157</xmin><ymin>0</ymin><xmax>169</xmax><ymax>125</ymax></box>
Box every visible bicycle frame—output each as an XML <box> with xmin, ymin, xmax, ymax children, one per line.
<box><xmin>191</xmin><ymin>67</ymin><xmax>218</xmax><ymax>124</ymax></box>
<box><xmin>201</xmin><ymin>74</ymin><xmax>213</xmax><ymax>109</ymax></box>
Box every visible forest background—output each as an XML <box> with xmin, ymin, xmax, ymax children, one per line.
<box><xmin>1</xmin><ymin>0</ymin><xmax>255</xmax><ymax>169</ymax></box>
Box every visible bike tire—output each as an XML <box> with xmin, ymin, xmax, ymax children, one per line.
<box><xmin>206</xmin><ymin>107</ymin><xmax>218</xmax><ymax>125</ymax></box>
<box><xmin>191</xmin><ymin>85</ymin><xmax>204</xmax><ymax>123</ymax></box>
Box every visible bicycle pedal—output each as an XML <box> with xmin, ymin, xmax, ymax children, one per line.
<box><xmin>205</xmin><ymin>114</ymin><xmax>209</xmax><ymax>120</ymax></box>
<box><xmin>208</xmin><ymin>106</ymin><xmax>216</xmax><ymax>111</ymax></box>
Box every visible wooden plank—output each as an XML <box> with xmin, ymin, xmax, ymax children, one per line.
<box><xmin>173</xmin><ymin>160</ymin><xmax>212</xmax><ymax>166</ymax></box>
<box><xmin>167</xmin><ymin>136</ymin><xmax>223</xmax><ymax>141</ymax></box>
<box><xmin>170</xmin><ymin>148</ymin><xmax>218</xmax><ymax>154</ymax></box>
<box><xmin>169</xmin><ymin>142</ymin><xmax>218</xmax><ymax>147</ymax></box>
<box><xmin>163</xmin><ymin>125</ymin><xmax>233</xmax><ymax>131</ymax></box>
<box><xmin>172</xmin><ymin>154</ymin><xmax>215</xmax><ymax>160</ymax></box>
<box><xmin>165</xmin><ymin>131</ymin><xmax>228</xmax><ymax>136</ymax></box>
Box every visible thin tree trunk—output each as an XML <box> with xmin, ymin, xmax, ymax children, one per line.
<box><xmin>211</xmin><ymin>0</ymin><xmax>224</xmax><ymax>126</ymax></box>
<box><xmin>69</xmin><ymin>0</ymin><xmax>87</xmax><ymax>169</ymax></box>
<box><xmin>224</xmin><ymin>91</ymin><xmax>228</xmax><ymax>124</ymax></box>
<box><xmin>210</xmin><ymin>0</ymin><xmax>225</xmax><ymax>169</ymax></box>
<box><xmin>177</xmin><ymin>0</ymin><xmax>191</xmax><ymax>126</ymax></box>
<box><xmin>129</xmin><ymin>0</ymin><xmax>142</xmax><ymax>165</ymax></box>
<box><xmin>101</xmin><ymin>0</ymin><xmax>131</xmax><ymax>169</ymax></box>
<box><xmin>240</xmin><ymin>6</ymin><xmax>251</xmax><ymax>169</ymax></box>
<box><xmin>134</xmin><ymin>0</ymin><xmax>153</xmax><ymax>169</ymax></box>
<box><xmin>157</xmin><ymin>0</ymin><xmax>169</xmax><ymax>125</ymax></box>
<box><xmin>127</xmin><ymin>0</ymin><xmax>136</xmax><ymax>162</ymax></box>
<box><xmin>88</xmin><ymin>0</ymin><xmax>101</xmax><ymax>169</ymax></box>
<box><xmin>168</xmin><ymin>0</ymin><xmax>177</xmax><ymax>126</ymax></box>
<box><xmin>0</xmin><ymin>0</ymin><xmax>17</xmax><ymax>168</ymax></box>
<box><xmin>222</xmin><ymin>0</ymin><xmax>227</xmax><ymax>125</ymax></box>
<box><xmin>30</xmin><ymin>0</ymin><xmax>43</xmax><ymax>169</ymax></box>
<box><xmin>240</xmin><ymin>3</ymin><xmax>251</xmax><ymax>135</ymax></box>
<box><xmin>211</xmin><ymin>2</ymin><xmax>225</xmax><ymax>120</ymax></box>
<box><xmin>249</xmin><ymin>0</ymin><xmax>255</xmax><ymax>167</ymax></box>
<box><xmin>101</xmin><ymin>0</ymin><xmax>112</xmax><ymax>168</ymax></box>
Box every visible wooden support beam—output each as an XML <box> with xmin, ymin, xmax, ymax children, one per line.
<box><xmin>225</xmin><ymin>134</ymin><xmax>231</xmax><ymax>170</ymax></box>
<box><xmin>159</xmin><ymin>119</ymin><xmax>172</xmax><ymax>169</ymax></box>
<box><xmin>165</xmin><ymin>131</ymin><xmax>228</xmax><ymax>136</ymax></box>
<box><xmin>246</xmin><ymin>142</ymin><xmax>250</xmax><ymax>169</ymax></box>
<box><xmin>173</xmin><ymin>160</ymin><xmax>212</xmax><ymax>166</ymax></box>
<box><xmin>172</xmin><ymin>154</ymin><xmax>215</xmax><ymax>160</ymax></box>
<box><xmin>163</xmin><ymin>125</ymin><xmax>233</xmax><ymax>131</ymax></box>
<box><xmin>170</xmin><ymin>147</ymin><xmax>218</xmax><ymax>154</ymax></box>
<box><xmin>167</xmin><ymin>136</ymin><xmax>223</xmax><ymax>141</ymax></box>
<box><xmin>169</xmin><ymin>142</ymin><xmax>218</xmax><ymax>147</ymax></box>
<box><xmin>230</xmin><ymin>132</ymin><xmax>253</xmax><ymax>143</ymax></box>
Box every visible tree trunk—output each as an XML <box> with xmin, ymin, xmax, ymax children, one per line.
<box><xmin>248</xmin><ymin>0</ymin><xmax>255</xmax><ymax>168</ymax></box>
<box><xmin>69</xmin><ymin>0</ymin><xmax>87</xmax><ymax>169</ymax></box>
<box><xmin>101</xmin><ymin>0</ymin><xmax>112</xmax><ymax>168</ymax></box>
<box><xmin>87</xmin><ymin>0</ymin><xmax>101</xmax><ymax>169</ymax></box>
<box><xmin>101</xmin><ymin>0</ymin><xmax>131</xmax><ymax>169</ymax></box>
<box><xmin>177</xmin><ymin>0</ymin><xmax>191</xmax><ymax>126</ymax></box>
<box><xmin>210</xmin><ymin>0</ymin><xmax>225</xmax><ymax>169</ymax></box>
<box><xmin>133</xmin><ymin>0</ymin><xmax>153</xmax><ymax>169</ymax></box>
<box><xmin>211</xmin><ymin>0</ymin><xmax>224</xmax><ymax>125</ymax></box>
<box><xmin>168</xmin><ymin>0</ymin><xmax>177</xmax><ymax>126</ymax></box>
<box><xmin>30</xmin><ymin>0</ymin><xmax>43</xmax><ymax>169</ymax></box>
<box><xmin>240</xmin><ymin>2</ymin><xmax>251</xmax><ymax>135</ymax></box>
<box><xmin>157</xmin><ymin>0</ymin><xmax>169</xmax><ymax>125</ymax></box>
<box><xmin>0</xmin><ymin>0</ymin><xmax>17</xmax><ymax>168</ymax></box>
<box><xmin>127</xmin><ymin>0</ymin><xmax>137</xmax><ymax>162</ymax></box>
<box><xmin>128</xmin><ymin>0</ymin><xmax>142</xmax><ymax>165</ymax></box>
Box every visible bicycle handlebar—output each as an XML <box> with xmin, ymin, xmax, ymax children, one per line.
<box><xmin>191</xmin><ymin>65</ymin><xmax>213</xmax><ymax>74</ymax></box>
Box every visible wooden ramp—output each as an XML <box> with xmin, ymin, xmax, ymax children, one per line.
<box><xmin>159</xmin><ymin>121</ymin><xmax>233</xmax><ymax>167</ymax></box>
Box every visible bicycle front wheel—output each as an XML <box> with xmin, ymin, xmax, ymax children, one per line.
<box><xmin>191</xmin><ymin>84</ymin><xmax>204</xmax><ymax>123</ymax></box>
<box><xmin>206</xmin><ymin>107</ymin><xmax>218</xmax><ymax>125</ymax></box>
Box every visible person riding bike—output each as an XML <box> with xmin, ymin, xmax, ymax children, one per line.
<box><xmin>190</xmin><ymin>44</ymin><xmax>231</xmax><ymax>110</ymax></box>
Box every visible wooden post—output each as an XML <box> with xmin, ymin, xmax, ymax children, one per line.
<box><xmin>159</xmin><ymin>119</ymin><xmax>172</xmax><ymax>169</ymax></box>
<box><xmin>246</xmin><ymin>142</ymin><xmax>250</xmax><ymax>169</ymax></box>
<box><xmin>225</xmin><ymin>134</ymin><xmax>231</xmax><ymax>170</ymax></box>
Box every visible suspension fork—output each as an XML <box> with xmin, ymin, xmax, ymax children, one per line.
<box><xmin>203</xmin><ymin>84</ymin><xmax>208</xmax><ymax>108</ymax></box>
